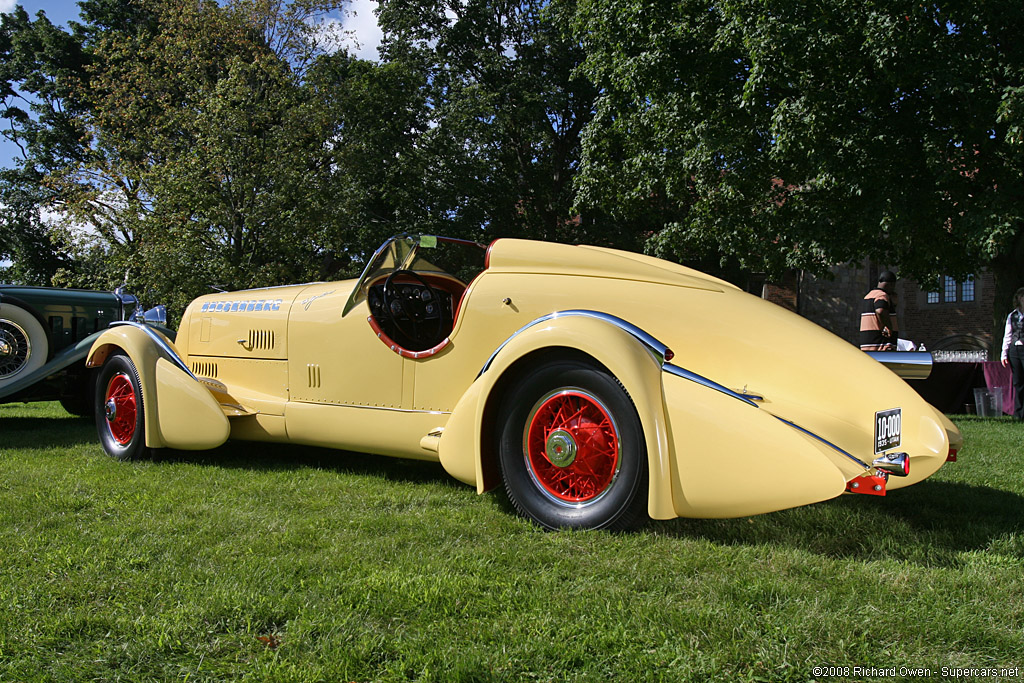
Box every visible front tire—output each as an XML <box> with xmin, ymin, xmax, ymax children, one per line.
<box><xmin>0</xmin><ymin>304</ymin><xmax>48</xmax><ymax>390</ymax></box>
<box><xmin>497</xmin><ymin>358</ymin><xmax>648</xmax><ymax>531</ymax></box>
<box><xmin>95</xmin><ymin>354</ymin><xmax>146</xmax><ymax>461</ymax></box>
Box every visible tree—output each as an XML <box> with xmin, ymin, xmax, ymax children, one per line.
<box><xmin>0</xmin><ymin>5</ymin><xmax>98</xmax><ymax>284</ymax></box>
<box><xmin>68</xmin><ymin>0</ymin><xmax>342</xmax><ymax>311</ymax></box>
<box><xmin>573</xmin><ymin>0</ymin><xmax>1024</xmax><ymax>336</ymax></box>
<box><xmin>372</xmin><ymin>0</ymin><xmax>621</xmax><ymax>246</ymax></box>
<box><xmin>2</xmin><ymin>0</ymin><xmax>350</xmax><ymax>315</ymax></box>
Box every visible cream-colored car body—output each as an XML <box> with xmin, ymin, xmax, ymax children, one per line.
<box><xmin>86</xmin><ymin>237</ymin><xmax>961</xmax><ymax>520</ymax></box>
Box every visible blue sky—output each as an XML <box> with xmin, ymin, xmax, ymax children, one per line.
<box><xmin>0</xmin><ymin>0</ymin><xmax>382</xmax><ymax>170</ymax></box>
<box><xmin>1</xmin><ymin>0</ymin><xmax>83</xmax><ymax>169</ymax></box>
<box><xmin>4</xmin><ymin>0</ymin><xmax>80</xmax><ymax>24</ymax></box>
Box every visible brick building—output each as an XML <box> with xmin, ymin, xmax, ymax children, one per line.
<box><xmin>762</xmin><ymin>263</ymin><xmax>997</xmax><ymax>355</ymax></box>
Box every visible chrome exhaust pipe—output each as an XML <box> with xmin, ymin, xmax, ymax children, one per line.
<box><xmin>873</xmin><ymin>452</ymin><xmax>910</xmax><ymax>477</ymax></box>
<box><xmin>865</xmin><ymin>351</ymin><xmax>932</xmax><ymax>380</ymax></box>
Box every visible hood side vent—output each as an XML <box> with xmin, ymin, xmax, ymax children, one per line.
<box><xmin>248</xmin><ymin>329</ymin><xmax>276</xmax><ymax>351</ymax></box>
<box><xmin>191</xmin><ymin>361</ymin><xmax>219</xmax><ymax>378</ymax></box>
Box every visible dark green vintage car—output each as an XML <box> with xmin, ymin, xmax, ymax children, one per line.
<box><xmin>0</xmin><ymin>285</ymin><xmax>168</xmax><ymax>415</ymax></box>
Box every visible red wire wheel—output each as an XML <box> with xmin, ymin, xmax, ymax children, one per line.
<box><xmin>523</xmin><ymin>389</ymin><xmax>621</xmax><ymax>505</ymax></box>
<box><xmin>104</xmin><ymin>373</ymin><xmax>138</xmax><ymax>445</ymax></box>
<box><xmin>95</xmin><ymin>353</ymin><xmax>146</xmax><ymax>461</ymax></box>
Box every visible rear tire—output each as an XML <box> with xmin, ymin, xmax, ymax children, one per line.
<box><xmin>497</xmin><ymin>358</ymin><xmax>648</xmax><ymax>531</ymax></box>
<box><xmin>61</xmin><ymin>370</ymin><xmax>98</xmax><ymax>417</ymax></box>
<box><xmin>0</xmin><ymin>304</ymin><xmax>48</xmax><ymax>390</ymax></box>
<box><xmin>95</xmin><ymin>354</ymin><xmax>146</xmax><ymax>461</ymax></box>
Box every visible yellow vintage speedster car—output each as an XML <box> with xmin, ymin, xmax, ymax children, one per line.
<box><xmin>86</xmin><ymin>234</ymin><xmax>961</xmax><ymax>530</ymax></box>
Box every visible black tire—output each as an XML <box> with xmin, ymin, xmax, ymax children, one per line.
<box><xmin>497</xmin><ymin>358</ymin><xmax>648</xmax><ymax>531</ymax></box>
<box><xmin>0</xmin><ymin>303</ymin><xmax>48</xmax><ymax>390</ymax></box>
<box><xmin>95</xmin><ymin>354</ymin><xmax>146</xmax><ymax>461</ymax></box>
<box><xmin>60</xmin><ymin>395</ymin><xmax>91</xmax><ymax>417</ymax></box>
<box><xmin>60</xmin><ymin>370</ymin><xmax>98</xmax><ymax>417</ymax></box>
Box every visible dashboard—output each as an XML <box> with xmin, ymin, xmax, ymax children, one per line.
<box><xmin>366</xmin><ymin>275</ymin><xmax>460</xmax><ymax>351</ymax></box>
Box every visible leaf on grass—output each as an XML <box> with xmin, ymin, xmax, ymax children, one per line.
<box><xmin>256</xmin><ymin>634</ymin><xmax>281</xmax><ymax>649</ymax></box>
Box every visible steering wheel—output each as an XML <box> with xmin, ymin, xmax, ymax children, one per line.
<box><xmin>382</xmin><ymin>269</ymin><xmax>445</xmax><ymax>348</ymax></box>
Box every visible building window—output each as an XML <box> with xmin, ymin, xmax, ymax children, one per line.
<box><xmin>926</xmin><ymin>274</ymin><xmax>978</xmax><ymax>305</ymax></box>
<box><xmin>962</xmin><ymin>275</ymin><xmax>975</xmax><ymax>302</ymax></box>
<box><xmin>944</xmin><ymin>276</ymin><xmax>957</xmax><ymax>302</ymax></box>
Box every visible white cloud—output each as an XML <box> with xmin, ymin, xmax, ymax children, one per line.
<box><xmin>344</xmin><ymin>0</ymin><xmax>383</xmax><ymax>61</ymax></box>
<box><xmin>0</xmin><ymin>0</ymin><xmax>18</xmax><ymax>14</ymax></box>
<box><xmin>310</xmin><ymin>16</ymin><xmax>349</xmax><ymax>54</ymax></box>
<box><xmin>312</xmin><ymin>0</ymin><xmax>382</xmax><ymax>61</ymax></box>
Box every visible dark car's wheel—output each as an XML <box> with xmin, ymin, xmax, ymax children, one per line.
<box><xmin>60</xmin><ymin>370</ymin><xmax>97</xmax><ymax>417</ymax></box>
<box><xmin>95</xmin><ymin>354</ymin><xmax>145</xmax><ymax>461</ymax></box>
<box><xmin>0</xmin><ymin>304</ymin><xmax>48</xmax><ymax>390</ymax></box>
<box><xmin>497</xmin><ymin>358</ymin><xmax>648</xmax><ymax>531</ymax></box>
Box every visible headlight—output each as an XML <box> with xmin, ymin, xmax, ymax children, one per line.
<box><xmin>130</xmin><ymin>305</ymin><xmax>167</xmax><ymax>327</ymax></box>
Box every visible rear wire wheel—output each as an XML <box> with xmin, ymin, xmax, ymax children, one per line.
<box><xmin>497</xmin><ymin>358</ymin><xmax>648</xmax><ymax>531</ymax></box>
<box><xmin>95</xmin><ymin>353</ymin><xmax>146</xmax><ymax>461</ymax></box>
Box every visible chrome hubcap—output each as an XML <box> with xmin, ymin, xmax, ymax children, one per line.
<box><xmin>0</xmin><ymin>339</ymin><xmax>10</xmax><ymax>357</ymax></box>
<box><xmin>545</xmin><ymin>429</ymin><xmax>578</xmax><ymax>467</ymax></box>
<box><xmin>105</xmin><ymin>398</ymin><xmax>118</xmax><ymax>421</ymax></box>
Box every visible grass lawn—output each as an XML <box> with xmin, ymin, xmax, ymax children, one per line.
<box><xmin>1</xmin><ymin>402</ymin><xmax>1022</xmax><ymax>682</ymax></box>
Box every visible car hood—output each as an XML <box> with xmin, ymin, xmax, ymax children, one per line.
<box><xmin>179</xmin><ymin>282</ymin><xmax>352</xmax><ymax>360</ymax></box>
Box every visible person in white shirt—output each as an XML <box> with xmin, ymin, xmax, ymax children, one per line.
<box><xmin>1000</xmin><ymin>287</ymin><xmax>1024</xmax><ymax>420</ymax></box>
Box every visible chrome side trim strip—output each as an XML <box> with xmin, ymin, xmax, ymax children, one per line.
<box><xmin>477</xmin><ymin>309</ymin><xmax>671</xmax><ymax>377</ymax></box>
<box><xmin>110</xmin><ymin>321</ymin><xmax>199</xmax><ymax>381</ymax></box>
<box><xmin>661</xmin><ymin>363</ymin><xmax>760</xmax><ymax>408</ymax></box>
<box><xmin>772</xmin><ymin>416</ymin><xmax>872</xmax><ymax>470</ymax></box>
<box><xmin>291</xmin><ymin>400</ymin><xmax>449</xmax><ymax>415</ymax></box>
<box><xmin>661</xmin><ymin>364</ymin><xmax>869</xmax><ymax>469</ymax></box>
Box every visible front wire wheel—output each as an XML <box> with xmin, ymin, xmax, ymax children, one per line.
<box><xmin>95</xmin><ymin>353</ymin><xmax>146</xmax><ymax>461</ymax></box>
<box><xmin>497</xmin><ymin>358</ymin><xmax>648</xmax><ymax>531</ymax></box>
<box><xmin>0</xmin><ymin>304</ymin><xmax>48</xmax><ymax>389</ymax></box>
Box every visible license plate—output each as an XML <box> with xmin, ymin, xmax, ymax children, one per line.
<box><xmin>874</xmin><ymin>408</ymin><xmax>902</xmax><ymax>453</ymax></box>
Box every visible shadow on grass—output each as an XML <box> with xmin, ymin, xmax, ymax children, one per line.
<box><xmin>652</xmin><ymin>478</ymin><xmax>1024</xmax><ymax>568</ymax></box>
<box><xmin>160</xmin><ymin>436</ymin><xmax>1024</xmax><ymax>568</ymax></box>
<box><xmin>5</xmin><ymin>410</ymin><xmax>1019</xmax><ymax>567</ymax></box>
<box><xmin>0</xmin><ymin>414</ymin><xmax>95</xmax><ymax>449</ymax></box>
<box><xmin>151</xmin><ymin>439</ymin><xmax>462</xmax><ymax>489</ymax></box>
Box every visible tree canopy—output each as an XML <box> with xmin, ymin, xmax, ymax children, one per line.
<box><xmin>3</xmin><ymin>0</ymin><xmax>1024</xmax><ymax>328</ymax></box>
<box><xmin>573</xmin><ymin>0</ymin><xmax>1024</xmax><ymax>309</ymax></box>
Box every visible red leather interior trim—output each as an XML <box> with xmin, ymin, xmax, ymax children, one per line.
<box><xmin>484</xmin><ymin>239</ymin><xmax>499</xmax><ymax>269</ymax></box>
<box><xmin>367</xmin><ymin>316</ymin><xmax>450</xmax><ymax>359</ymax></box>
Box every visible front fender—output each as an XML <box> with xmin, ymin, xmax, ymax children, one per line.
<box><xmin>87</xmin><ymin>324</ymin><xmax>229</xmax><ymax>450</ymax></box>
<box><xmin>438</xmin><ymin>313</ymin><xmax>677</xmax><ymax>520</ymax></box>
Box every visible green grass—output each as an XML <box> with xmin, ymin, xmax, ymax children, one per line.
<box><xmin>1</xmin><ymin>403</ymin><xmax>1022</xmax><ymax>682</ymax></box>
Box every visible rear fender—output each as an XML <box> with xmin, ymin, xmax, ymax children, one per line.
<box><xmin>438</xmin><ymin>314</ymin><xmax>676</xmax><ymax>520</ymax></box>
<box><xmin>86</xmin><ymin>323</ymin><xmax>229</xmax><ymax>450</ymax></box>
<box><xmin>662</xmin><ymin>372</ymin><xmax>849</xmax><ymax>518</ymax></box>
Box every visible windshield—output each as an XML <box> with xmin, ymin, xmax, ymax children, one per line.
<box><xmin>342</xmin><ymin>234</ymin><xmax>488</xmax><ymax>317</ymax></box>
